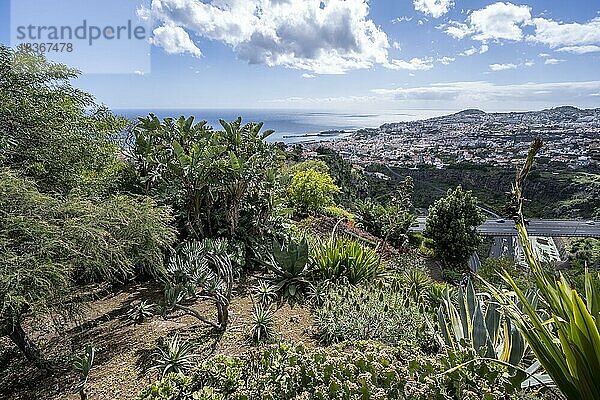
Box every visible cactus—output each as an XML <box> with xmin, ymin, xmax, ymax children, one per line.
<box><xmin>437</xmin><ymin>277</ymin><xmax>530</xmax><ymax>366</ymax></box>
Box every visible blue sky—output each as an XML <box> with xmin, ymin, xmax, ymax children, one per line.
<box><xmin>1</xmin><ymin>0</ymin><xmax>600</xmax><ymax>113</ymax></box>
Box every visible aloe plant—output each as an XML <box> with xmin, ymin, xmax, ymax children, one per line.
<box><xmin>72</xmin><ymin>345</ymin><xmax>95</xmax><ymax>400</ymax></box>
<box><xmin>250</xmin><ymin>303</ymin><xmax>275</xmax><ymax>343</ymax></box>
<box><xmin>148</xmin><ymin>335</ymin><xmax>197</xmax><ymax>379</ymax></box>
<box><xmin>163</xmin><ymin>239</ymin><xmax>233</xmax><ymax>330</ymax></box>
<box><xmin>485</xmin><ymin>139</ymin><xmax>600</xmax><ymax>399</ymax></box>
<box><xmin>437</xmin><ymin>277</ymin><xmax>528</xmax><ymax>366</ymax></box>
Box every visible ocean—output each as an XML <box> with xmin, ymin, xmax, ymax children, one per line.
<box><xmin>114</xmin><ymin>109</ymin><xmax>457</xmax><ymax>143</ymax></box>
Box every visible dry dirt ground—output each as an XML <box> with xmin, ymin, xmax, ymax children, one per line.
<box><xmin>0</xmin><ymin>283</ymin><xmax>317</xmax><ymax>400</ymax></box>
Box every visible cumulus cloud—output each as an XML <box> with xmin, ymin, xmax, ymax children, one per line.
<box><xmin>141</xmin><ymin>0</ymin><xmax>397</xmax><ymax>74</ymax></box>
<box><xmin>489</xmin><ymin>63</ymin><xmax>517</xmax><ymax>71</ymax></box>
<box><xmin>302</xmin><ymin>73</ymin><xmax>316</xmax><ymax>79</ymax></box>
<box><xmin>443</xmin><ymin>2</ymin><xmax>600</xmax><ymax>55</ymax></box>
<box><xmin>413</xmin><ymin>0</ymin><xmax>454</xmax><ymax>18</ymax></box>
<box><xmin>445</xmin><ymin>21</ymin><xmax>472</xmax><ymax>39</ymax></box>
<box><xmin>150</xmin><ymin>24</ymin><xmax>203</xmax><ymax>57</ymax></box>
<box><xmin>468</xmin><ymin>2</ymin><xmax>531</xmax><ymax>41</ymax></box>
<box><xmin>530</xmin><ymin>17</ymin><xmax>600</xmax><ymax>48</ymax></box>
<box><xmin>544</xmin><ymin>58</ymin><xmax>566</xmax><ymax>65</ymax></box>
<box><xmin>460</xmin><ymin>44</ymin><xmax>488</xmax><ymax>56</ymax></box>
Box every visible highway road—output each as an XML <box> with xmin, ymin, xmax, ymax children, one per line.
<box><xmin>412</xmin><ymin>218</ymin><xmax>600</xmax><ymax>237</ymax></box>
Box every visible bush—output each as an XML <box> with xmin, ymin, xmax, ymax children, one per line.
<box><xmin>0</xmin><ymin>170</ymin><xmax>176</xmax><ymax>368</ymax></box>
<box><xmin>311</xmin><ymin>237</ymin><xmax>384</xmax><ymax>284</ymax></box>
<box><xmin>323</xmin><ymin>205</ymin><xmax>356</xmax><ymax>225</ymax></box>
<box><xmin>138</xmin><ymin>341</ymin><xmax>533</xmax><ymax>400</ymax></box>
<box><xmin>287</xmin><ymin>168</ymin><xmax>340</xmax><ymax>214</ymax></box>
<box><xmin>316</xmin><ymin>284</ymin><xmax>435</xmax><ymax>350</ymax></box>
<box><xmin>129</xmin><ymin>116</ymin><xmax>285</xmax><ymax>247</ymax></box>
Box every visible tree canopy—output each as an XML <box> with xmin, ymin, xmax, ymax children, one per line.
<box><xmin>424</xmin><ymin>185</ymin><xmax>485</xmax><ymax>270</ymax></box>
<box><xmin>0</xmin><ymin>45</ymin><xmax>129</xmax><ymax>194</ymax></box>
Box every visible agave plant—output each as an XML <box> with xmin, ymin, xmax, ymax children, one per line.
<box><xmin>126</xmin><ymin>300</ymin><xmax>156</xmax><ymax>324</ymax></box>
<box><xmin>72</xmin><ymin>345</ymin><xmax>95</xmax><ymax>400</ymax></box>
<box><xmin>268</xmin><ymin>238</ymin><xmax>311</xmax><ymax>306</ymax></box>
<box><xmin>484</xmin><ymin>139</ymin><xmax>600</xmax><ymax>399</ymax></box>
<box><xmin>250</xmin><ymin>303</ymin><xmax>275</xmax><ymax>343</ymax></box>
<box><xmin>437</xmin><ymin>277</ymin><xmax>530</xmax><ymax>366</ymax></box>
<box><xmin>148</xmin><ymin>335</ymin><xmax>197</xmax><ymax>379</ymax></box>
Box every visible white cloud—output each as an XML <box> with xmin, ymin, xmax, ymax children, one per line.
<box><xmin>461</xmin><ymin>47</ymin><xmax>478</xmax><ymax>56</ymax></box>
<box><xmin>524</xmin><ymin>60</ymin><xmax>535</xmax><ymax>67</ymax></box>
<box><xmin>302</xmin><ymin>73</ymin><xmax>315</xmax><ymax>79</ymax></box>
<box><xmin>469</xmin><ymin>2</ymin><xmax>531</xmax><ymax>41</ymax></box>
<box><xmin>413</xmin><ymin>0</ymin><xmax>454</xmax><ymax>18</ymax></box>
<box><xmin>489</xmin><ymin>63</ymin><xmax>517</xmax><ymax>71</ymax></box>
<box><xmin>438</xmin><ymin>56</ymin><xmax>456</xmax><ymax>65</ymax></box>
<box><xmin>444</xmin><ymin>2</ymin><xmax>600</xmax><ymax>56</ymax></box>
<box><xmin>142</xmin><ymin>0</ymin><xmax>396</xmax><ymax>74</ymax></box>
<box><xmin>530</xmin><ymin>17</ymin><xmax>600</xmax><ymax>48</ymax></box>
<box><xmin>264</xmin><ymin>80</ymin><xmax>600</xmax><ymax>109</ymax></box>
<box><xmin>538</xmin><ymin>53</ymin><xmax>550</xmax><ymax>58</ymax></box>
<box><xmin>544</xmin><ymin>58</ymin><xmax>566</xmax><ymax>65</ymax></box>
<box><xmin>445</xmin><ymin>21</ymin><xmax>472</xmax><ymax>39</ymax></box>
<box><xmin>460</xmin><ymin>44</ymin><xmax>488</xmax><ymax>56</ymax></box>
<box><xmin>386</xmin><ymin>57</ymin><xmax>434</xmax><ymax>71</ymax></box>
<box><xmin>371</xmin><ymin>80</ymin><xmax>600</xmax><ymax>104</ymax></box>
<box><xmin>392</xmin><ymin>16</ymin><xmax>413</xmax><ymax>24</ymax></box>
<box><xmin>556</xmin><ymin>45</ymin><xmax>600</xmax><ymax>54</ymax></box>
<box><xmin>150</xmin><ymin>24</ymin><xmax>202</xmax><ymax>57</ymax></box>
<box><xmin>392</xmin><ymin>41</ymin><xmax>402</xmax><ymax>50</ymax></box>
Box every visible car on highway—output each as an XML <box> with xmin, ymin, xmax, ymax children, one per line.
<box><xmin>586</xmin><ymin>220</ymin><xmax>596</xmax><ymax>225</ymax></box>
<box><xmin>495</xmin><ymin>219</ymin><xmax>505</xmax><ymax>223</ymax></box>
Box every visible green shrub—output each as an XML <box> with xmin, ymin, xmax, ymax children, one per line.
<box><xmin>355</xmin><ymin>196</ymin><xmax>414</xmax><ymax>248</ymax></box>
<box><xmin>287</xmin><ymin>168</ymin><xmax>340</xmax><ymax>214</ymax></box>
<box><xmin>316</xmin><ymin>284</ymin><xmax>435</xmax><ymax>350</ymax></box>
<box><xmin>324</xmin><ymin>205</ymin><xmax>356</xmax><ymax>224</ymax></box>
<box><xmin>130</xmin><ymin>115</ymin><xmax>285</xmax><ymax>245</ymax></box>
<box><xmin>311</xmin><ymin>237</ymin><xmax>384</xmax><ymax>284</ymax></box>
<box><xmin>138</xmin><ymin>341</ymin><xmax>531</xmax><ymax>400</ymax></box>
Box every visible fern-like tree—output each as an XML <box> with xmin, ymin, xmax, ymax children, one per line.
<box><xmin>0</xmin><ymin>45</ymin><xmax>129</xmax><ymax>195</ymax></box>
<box><xmin>0</xmin><ymin>170</ymin><xmax>176</xmax><ymax>369</ymax></box>
<box><xmin>424</xmin><ymin>186</ymin><xmax>485</xmax><ymax>271</ymax></box>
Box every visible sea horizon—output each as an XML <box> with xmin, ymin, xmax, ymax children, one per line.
<box><xmin>113</xmin><ymin>108</ymin><xmax>461</xmax><ymax>143</ymax></box>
